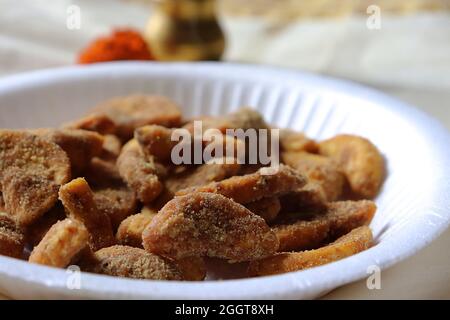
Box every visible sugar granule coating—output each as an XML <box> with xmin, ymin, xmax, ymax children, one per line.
<box><xmin>282</xmin><ymin>151</ymin><xmax>345</xmax><ymax>201</ymax></box>
<box><xmin>279</xmin><ymin>129</ymin><xmax>318</xmax><ymax>153</ymax></box>
<box><xmin>0</xmin><ymin>130</ymin><xmax>71</xmax><ymax>189</ymax></box>
<box><xmin>143</xmin><ymin>193</ymin><xmax>279</xmax><ymax>262</ymax></box>
<box><xmin>176</xmin><ymin>164</ymin><xmax>307</xmax><ymax>204</ymax></box>
<box><xmin>90</xmin><ymin>95</ymin><xmax>182</xmax><ymax>140</ymax></box>
<box><xmin>319</xmin><ymin>134</ymin><xmax>385</xmax><ymax>199</ymax></box>
<box><xmin>117</xmin><ymin>140</ymin><xmax>163</xmax><ymax>204</ymax></box>
<box><xmin>32</xmin><ymin>128</ymin><xmax>105</xmax><ymax>175</ymax></box>
<box><xmin>116</xmin><ymin>210</ymin><xmax>157</xmax><ymax>248</ymax></box>
<box><xmin>82</xmin><ymin>245</ymin><xmax>182</xmax><ymax>280</ymax></box>
<box><xmin>248</xmin><ymin>226</ymin><xmax>373</xmax><ymax>276</ymax></box>
<box><xmin>0</xmin><ymin>214</ymin><xmax>25</xmax><ymax>259</ymax></box>
<box><xmin>62</xmin><ymin>114</ymin><xmax>117</xmax><ymax>135</ymax></box>
<box><xmin>2</xmin><ymin>168</ymin><xmax>59</xmax><ymax>226</ymax></box>
<box><xmin>59</xmin><ymin>178</ymin><xmax>116</xmax><ymax>251</ymax></box>
<box><xmin>135</xmin><ymin>125</ymin><xmax>177</xmax><ymax>162</ymax></box>
<box><xmin>93</xmin><ymin>185</ymin><xmax>137</xmax><ymax>230</ymax></box>
<box><xmin>245</xmin><ymin>197</ymin><xmax>281</xmax><ymax>224</ymax></box>
<box><xmin>29</xmin><ymin>218</ymin><xmax>89</xmax><ymax>268</ymax></box>
<box><xmin>273</xmin><ymin>200</ymin><xmax>376</xmax><ymax>252</ymax></box>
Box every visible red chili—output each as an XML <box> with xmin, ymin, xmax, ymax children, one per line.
<box><xmin>77</xmin><ymin>28</ymin><xmax>154</xmax><ymax>64</ymax></box>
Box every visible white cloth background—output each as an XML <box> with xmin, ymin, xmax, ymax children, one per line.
<box><xmin>0</xmin><ymin>0</ymin><xmax>449</xmax><ymax>299</ymax></box>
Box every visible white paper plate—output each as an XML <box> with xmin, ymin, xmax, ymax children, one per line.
<box><xmin>0</xmin><ymin>62</ymin><xmax>449</xmax><ymax>300</ymax></box>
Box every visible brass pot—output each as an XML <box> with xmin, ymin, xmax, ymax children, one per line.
<box><xmin>145</xmin><ymin>0</ymin><xmax>225</xmax><ymax>61</ymax></box>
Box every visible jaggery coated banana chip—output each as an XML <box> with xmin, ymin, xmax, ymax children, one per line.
<box><xmin>85</xmin><ymin>157</ymin><xmax>123</xmax><ymax>188</ymax></box>
<box><xmin>0</xmin><ymin>130</ymin><xmax>71</xmax><ymax>222</ymax></box>
<box><xmin>136</xmin><ymin>124</ymin><xmax>247</xmax><ymax>165</ymax></box>
<box><xmin>117</xmin><ymin>140</ymin><xmax>163</xmax><ymax>204</ymax></box>
<box><xmin>29</xmin><ymin>218</ymin><xmax>89</xmax><ymax>268</ymax></box>
<box><xmin>279</xmin><ymin>182</ymin><xmax>328</xmax><ymax>213</ymax></box>
<box><xmin>91</xmin><ymin>95</ymin><xmax>182</xmax><ymax>140</ymax></box>
<box><xmin>0</xmin><ymin>214</ymin><xmax>25</xmax><ymax>259</ymax></box>
<box><xmin>32</xmin><ymin>128</ymin><xmax>105</xmax><ymax>176</ymax></box>
<box><xmin>2</xmin><ymin>168</ymin><xmax>60</xmax><ymax>227</ymax></box>
<box><xmin>165</xmin><ymin>161</ymin><xmax>241</xmax><ymax>195</ymax></box>
<box><xmin>273</xmin><ymin>200</ymin><xmax>376</xmax><ymax>252</ymax></box>
<box><xmin>116</xmin><ymin>209</ymin><xmax>157</xmax><ymax>248</ymax></box>
<box><xmin>176</xmin><ymin>164</ymin><xmax>307</xmax><ymax>204</ymax></box>
<box><xmin>82</xmin><ymin>245</ymin><xmax>183</xmax><ymax>280</ymax></box>
<box><xmin>245</xmin><ymin>197</ymin><xmax>281</xmax><ymax>224</ymax></box>
<box><xmin>248</xmin><ymin>226</ymin><xmax>373</xmax><ymax>276</ymax></box>
<box><xmin>175</xmin><ymin>256</ymin><xmax>207</xmax><ymax>281</ymax></box>
<box><xmin>318</xmin><ymin>134</ymin><xmax>385</xmax><ymax>199</ymax></box>
<box><xmin>59</xmin><ymin>178</ymin><xmax>116</xmax><ymax>251</ymax></box>
<box><xmin>100</xmin><ymin>134</ymin><xmax>122</xmax><ymax>161</ymax></box>
<box><xmin>279</xmin><ymin>129</ymin><xmax>318</xmax><ymax>153</ymax></box>
<box><xmin>153</xmin><ymin>160</ymin><xmax>241</xmax><ymax>210</ymax></box>
<box><xmin>26</xmin><ymin>205</ymin><xmax>65</xmax><ymax>247</ymax></box>
<box><xmin>0</xmin><ymin>193</ymin><xmax>4</xmax><ymax>211</ymax></box>
<box><xmin>143</xmin><ymin>192</ymin><xmax>279</xmax><ymax>262</ymax></box>
<box><xmin>62</xmin><ymin>113</ymin><xmax>117</xmax><ymax>135</ymax></box>
<box><xmin>93</xmin><ymin>185</ymin><xmax>137</xmax><ymax>230</ymax></box>
<box><xmin>282</xmin><ymin>151</ymin><xmax>345</xmax><ymax>201</ymax></box>
<box><xmin>135</xmin><ymin>125</ymin><xmax>177</xmax><ymax>162</ymax></box>
<box><xmin>183</xmin><ymin>107</ymin><xmax>269</xmax><ymax>134</ymax></box>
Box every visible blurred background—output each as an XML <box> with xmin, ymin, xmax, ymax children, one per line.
<box><xmin>0</xmin><ymin>0</ymin><xmax>449</xmax><ymax>299</ymax></box>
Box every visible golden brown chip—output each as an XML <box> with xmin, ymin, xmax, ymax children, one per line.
<box><xmin>0</xmin><ymin>130</ymin><xmax>70</xmax><ymax>185</ymax></box>
<box><xmin>26</xmin><ymin>205</ymin><xmax>66</xmax><ymax>247</ymax></box>
<box><xmin>282</xmin><ymin>152</ymin><xmax>345</xmax><ymax>201</ymax></box>
<box><xmin>84</xmin><ymin>158</ymin><xmax>123</xmax><ymax>188</ymax></box>
<box><xmin>29</xmin><ymin>218</ymin><xmax>89</xmax><ymax>268</ymax></box>
<box><xmin>176</xmin><ymin>164</ymin><xmax>307</xmax><ymax>204</ymax></box>
<box><xmin>318</xmin><ymin>134</ymin><xmax>385</xmax><ymax>199</ymax></box>
<box><xmin>174</xmin><ymin>256</ymin><xmax>207</xmax><ymax>281</ymax></box>
<box><xmin>93</xmin><ymin>185</ymin><xmax>138</xmax><ymax>230</ymax></box>
<box><xmin>248</xmin><ymin>226</ymin><xmax>373</xmax><ymax>276</ymax></box>
<box><xmin>273</xmin><ymin>200</ymin><xmax>376</xmax><ymax>252</ymax></box>
<box><xmin>32</xmin><ymin>128</ymin><xmax>104</xmax><ymax>175</ymax></box>
<box><xmin>117</xmin><ymin>140</ymin><xmax>163</xmax><ymax>204</ymax></box>
<box><xmin>162</xmin><ymin>161</ymin><xmax>241</xmax><ymax>202</ymax></box>
<box><xmin>0</xmin><ymin>130</ymin><xmax>71</xmax><ymax>225</ymax></box>
<box><xmin>1</xmin><ymin>168</ymin><xmax>59</xmax><ymax>227</ymax></box>
<box><xmin>245</xmin><ymin>197</ymin><xmax>281</xmax><ymax>224</ymax></box>
<box><xmin>81</xmin><ymin>245</ymin><xmax>182</xmax><ymax>280</ymax></box>
<box><xmin>59</xmin><ymin>178</ymin><xmax>116</xmax><ymax>251</ymax></box>
<box><xmin>135</xmin><ymin>125</ymin><xmax>177</xmax><ymax>162</ymax></box>
<box><xmin>0</xmin><ymin>214</ymin><xmax>25</xmax><ymax>259</ymax></box>
<box><xmin>116</xmin><ymin>209</ymin><xmax>157</xmax><ymax>248</ymax></box>
<box><xmin>279</xmin><ymin>129</ymin><xmax>318</xmax><ymax>153</ymax></box>
<box><xmin>100</xmin><ymin>134</ymin><xmax>122</xmax><ymax>161</ymax></box>
<box><xmin>62</xmin><ymin>114</ymin><xmax>116</xmax><ymax>135</ymax></box>
<box><xmin>91</xmin><ymin>95</ymin><xmax>182</xmax><ymax>140</ymax></box>
<box><xmin>279</xmin><ymin>182</ymin><xmax>328</xmax><ymax>213</ymax></box>
<box><xmin>183</xmin><ymin>107</ymin><xmax>269</xmax><ymax>134</ymax></box>
<box><xmin>143</xmin><ymin>193</ymin><xmax>279</xmax><ymax>262</ymax></box>
<box><xmin>0</xmin><ymin>193</ymin><xmax>4</xmax><ymax>211</ymax></box>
